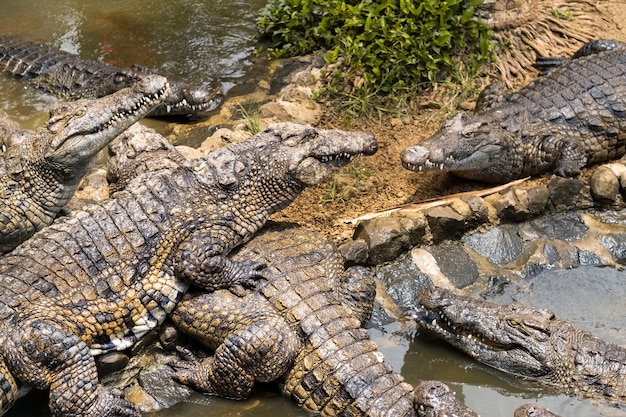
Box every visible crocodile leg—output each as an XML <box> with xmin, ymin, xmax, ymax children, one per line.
<box><xmin>170</xmin><ymin>290</ymin><xmax>301</xmax><ymax>399</ymax></box>
<box><xmin>0</xmin><ymin>361</ymin><xmax>18</xmax><ymax>415</ymax></box>
<box><xmin>174</xmin><ymin>232</ymin><xmax>267</xmax><ymax>296</ymax></box>
<box><xmin>1</xmin><ymin>317</ymin><xmax>139</xmax><ymax>417</ymax></box>
<box><xmin>335</xmin><ymin>266</ymin><xmax>377</xmax><ymax>327</ymax></box>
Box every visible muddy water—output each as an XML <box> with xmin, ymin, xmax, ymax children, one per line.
<box><xmin>0</xmin><ymin>2</ymin><xmax>625</xmax><ymax>417</ymax></box>
<box><xmin>0</xmin><ymin>0</ymin><xmax>266</xmax><ymax>129</ymax></box>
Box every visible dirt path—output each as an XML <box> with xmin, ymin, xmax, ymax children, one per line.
<box><xmin>271</xmin><ymin>0</ymin><xmax>626</xmax><ymax>245</ymax></box>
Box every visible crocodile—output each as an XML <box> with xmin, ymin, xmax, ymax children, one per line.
<box><xmin>0</xmin><ymin>122</ymin><xmax>377</xmax><ymax>417</ymax></box>
<box><xmin>414</xmin><ymin>380</ymin><xmax>478</xmax><ymax>417</ymax></box>
<box><xmin>169</xmin><ymin>226</ymin><xmax>424</xmax><ymax>416</ymax></box>
<box><xmin>0</xmin><ymin>35</ymin><xmax>222</xmax><ymax>118</ymax></box>
<box><xmin>0</xmin><ymin>74</ymin><xmax>169</xmax><ymax>253</ymax></box>
<box><xmin>401</xmin><ymin>39</ymin><xmax>626</xmax><ymax>183</ymax></box>
<box><xmin>514</xmin><ymin>404</ymin><xmax>561</xmax><ymax>417</ymax></box>
<box><xmin>416</xmin><ymin>286</ymin><xmax>626</xmax><ymax>403</ymax></box>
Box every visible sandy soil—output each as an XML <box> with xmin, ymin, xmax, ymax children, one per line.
<box><xmin>271</xmin><ymin>1</ymin><xmax>626</xmax><ymax>245</ymax></box>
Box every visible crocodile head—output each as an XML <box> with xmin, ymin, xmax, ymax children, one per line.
<box><xmin>216</xmin><ymin>122</ymin><xmax>377</xmax><ymax>217</ymax></box>
<box><xmin>414</xmin><ymin>380</ymin><xmax>479</xmax><ymax>417</ymax></box>
<box><xmin>34</xmin><ymin>74</ymin><xmax>169</xmax><ymax>180</ymax></box>
<box><xmin>128</xmin><ymin>65</ymin><xmax>223</xmax><ymax>117</ymax></box>
<box><xmin>150</xmin><ymin>80</ymin><xmax>223</xmax><ymax>117</ymax></box>
<box><xmin>416</xmin><ymin>286</ymin><xmax>557</xmax><ymax>379</ymax></box>
<box><xmin>401</xmin><ymin>110</ymin><xmax>525</xmax><ymax>183</ymax></box>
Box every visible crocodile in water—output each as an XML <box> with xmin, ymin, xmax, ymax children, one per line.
<box><xmin>0</xmin><ymin>74</ymin><xmax>169</xmax><ymax>253</ymax></box>
<box><xmin>514</xmin><ymin>404</ymin><xmax>561</xmax><ymax>417</ymax></box>
<box><xmin>401</xmin><ymin>40</ymin><xmax>626</xmax><ymax>183</ymax></box>
<box><xmin>0</xmin><ymin>35</ymin><xmax>222</xmax><ymax>117</ymax></box>
<box><xmin>170</xmin><ymin>226</ymin><xmax>424</xmax><ymax>416</ymax></box>
<box><xmin>0</xmin><ymin>122</ymin><xmax>377</xmax><ymax>417</ymax></box>
<box><xmin>416</xmin><ymin>286</ymin><xmax>626</xmax><ymax>404</ymax></box>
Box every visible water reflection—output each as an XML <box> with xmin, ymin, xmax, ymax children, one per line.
<box><xmin>0</xmin><ymin>0</ymin><xmax>266</xmax><ymax>127</ymax></box>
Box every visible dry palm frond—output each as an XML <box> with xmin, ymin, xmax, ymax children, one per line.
<box><xmin>479</xmin><ymin>0</ymin><xmax>616</xmax><ymax>87</ymax></box>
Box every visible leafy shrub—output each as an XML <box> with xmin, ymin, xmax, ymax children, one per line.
<box><xmin>257</xmin><ymin>0</ymin><xmax>494</xmax><ymax>112</ymax></box>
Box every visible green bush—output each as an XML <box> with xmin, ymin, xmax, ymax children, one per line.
<box><xmin>257</xmin><ymin>0</ymin><xmax>494</xmax><ymax>111</ymax></box>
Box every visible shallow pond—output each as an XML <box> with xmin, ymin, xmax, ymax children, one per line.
<box><xmin>0</xmin><ymin>2</ymin><xmax>625</xmax><ymax>417</ymax></box>
<box><xmin>6</xmin><ymin>265</ymin><xmax>626</xmax><ymax>417</ymax></box>
<box><xmin>0</xmin><ymin>0</ymin><xmax>267</xmax><ymax>129</ymax></box>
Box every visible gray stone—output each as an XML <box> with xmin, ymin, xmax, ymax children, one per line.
<box><xmin>519</xmin><ymin>212</ymin><xmax>587</xmax><ymax>242</ymax></box>
<box><xmin>547</xmin><ymin>176</ymin><xmax>592</xmax><ymax>209</ymax></box>
<box><xmin>598</xmin><ymin>233</ymin><xmax>626</xmax><ymax>263</ymax></box>
<box><xmin>462</xmin><ymin>225</ymin><xmax>525</xmax><ymax>265</ymax></box>
<box><xmin>427</xmin><ymin>243</ymin><xmax>479</xmax><ymax>288</ymax></box>
<box><xmin>375</xmin><ymin>254</ymin><xmax>431</xmax><ymax>315</ymax></box>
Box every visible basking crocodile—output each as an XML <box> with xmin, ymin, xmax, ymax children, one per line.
<box><xmin>416</xmin><ymin>286</ymin><xmax>626</xmax><ymax>403</ymax></box>
<box><xmin>0</xmin><ymin>122</ymin><xmax>377</xmax><ymax>417</ymax></box>
<box><xmin>0</xmin><ymin>74</ymin><xmax>169</xmax><ymax>253</ymax></box>
<box><xmin>0</xmin><ymin>35</ymin><xmax>222</xmax><ymax>118</ymax></box>
<box><xmin>401</xmin><ymin>39</ymin><xmax>626</xmax><ymax>183</ymax></box>
<box><xmin>169</xmin><ymin>226</ymin><xmax>424</xmax><ymax>416</ymax></box>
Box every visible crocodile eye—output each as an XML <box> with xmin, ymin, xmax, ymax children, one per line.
<box><xmin>507</xmin><ymin>319</ymin><xmax>520</xmax><ymax>327</ymax></box>
<box><xmin>75</xmin><ymin>109</ymin><xmax>86</xmax><ymax>117</ymax></box>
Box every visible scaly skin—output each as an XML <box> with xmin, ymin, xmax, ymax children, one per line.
<box><xmin>0</xmin><ymin>35</ymin><xmax>222</xmax><ymax>117</ymax></box>
<box><xmin>0</xmin><ymin>74</ymin><xmax>169</xmax><ymax>253</ymax></box>
<box><xmin>0</xmin><ymin>122</ymin><xmax>377</xmax><ymax>417</ymax></box>
<box><xmin>416</xmin><ymin>286</ymin><xmax>626</xmax><ymax>404</ymax></box>
<box><xmin>414</xmin><ymin>381</ymin><xmax>478</xmax><ymax>417</ymax></box>
<box><xmin>401</xmin><ymin>40</ymin><xmax>626</xmax><ymax>183</ymax></box>
<box><xmin>514</xmin><ymin>404</ymin><xmax>562</xmax><ymax>417</ymax></box>
<box><xmin>170</xmin><ymin>226</ymin><xmax>421</xmax><ymax>416</ymax></box>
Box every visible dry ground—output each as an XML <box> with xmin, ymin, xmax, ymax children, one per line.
<box><xmin>271</xmin><ymin>1</ymin><xmax>626</xmax><ymax>245</ymax></box>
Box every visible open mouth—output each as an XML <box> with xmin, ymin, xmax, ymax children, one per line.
<box><xmin>318</xmin><ymin>152</ymin><xmax>361</xmax><ymax>166</ymax></box>
<box><xmin>417</xmin><ymin>309</ymin><xmax>512</xmax><ymax>351</ymax></box>
<box><xmin>85</xmin><ymin>83</ymin><xmax>170</xmax><ymax>135</ymax></box>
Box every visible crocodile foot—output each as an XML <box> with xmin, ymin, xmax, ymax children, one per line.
<box><xmin>91</xmin><ymin>388</ymin><xmax>141</xmax><ymax>417</ymax></box>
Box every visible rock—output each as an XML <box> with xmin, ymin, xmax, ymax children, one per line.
<box><xmin>96</xmin><ymin>351</ymin><xmax>130</xmax><ymax>376</ymax></box>
<box><xmin>353</xmin><ymin>217</ymin><xmax>412</xmax><ymax>264</ymax></box>
<box><xmin>598</xmin><ymin>232</ymin><xmax>626</xmax><ymax>263</ymax></box>
<box><xmin>258</xmin><ymin>99</ymin><xmax>321</xmax><ymax>125</ymax></box>
<box><xmin>526</xmin><ymin>186</ymin><xmax>550</xmax><ymax>214</ymax></box>
<box><xmin>424</xmin><ymin>205</ymin><xmax>467</xmax><ymax>243</ymax></box>
<box><xmin>339</xmin><ymin>239</ymin><xmax>369</xmax><ymax>266</ymax></box>
<box><xmin>427</xmin><ymin>243</ymin><xmax>479</xmax><ymax>288</ymax></box>
<box><xmin>519</xmin><ymin>212</ymin><xmax>588</xmax><ymax>242</ymax></box>
<box><xmin>547</xmin><ymin>176</ymin><xmax>592</xmax><ymax>209</ymax></box>
<box><xmin>486</xmin><ymin>188</ymin><xmax>530</xmax><ymax>222</ymax></box>
<box><xmin>198</xmin><ymin>127</ymin><xmax>238</xmax><ymax>154</ymax></box>
<box><xmin>590</xmin><ymin>165</ymin><xmax>620</xmax><ymax>202</ymax></box>
<box><xmin>375</xmin><ymin>254</ymin><xmax>432</xmax><ymax>314</ymax></box>
<box><xmin>462</xmin><ymin>225</ymin><xmax>525</xmax><ymax>265</ymax></box>
<box><xmin>175</xmin><ymin>145</ymin><xmax>202</xmax><ymax>160</ymax></box>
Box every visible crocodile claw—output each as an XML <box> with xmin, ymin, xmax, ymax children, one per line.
<box><xmin>95</xmin><ymin>388</ymin><xmax>141</xmax><ymax>417</ymax></box>
<box><xmin>229</xmin><ymin>259</ymin><xmax>267</xmax><ymax>297</ymax></box>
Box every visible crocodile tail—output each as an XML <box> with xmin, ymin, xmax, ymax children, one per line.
<box><xmin>0</xmin><ymin>360</ymin><xmax>18</xmax><ymax>415</ymax></box>
<box><xmin>282</xmin><ymin>327</ymin><xmax>416</xmax><ymax>417</ymax></box>
<box><xmin>0</xmin><ymin>35</ymin><xmax>61</xmax><ymax>78</ymax></box>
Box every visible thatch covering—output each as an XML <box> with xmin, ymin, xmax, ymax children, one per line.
<box><xmin>479</xmin><ymin>0</ymin><xmax>616</xmax><ymax>86</ymax></box>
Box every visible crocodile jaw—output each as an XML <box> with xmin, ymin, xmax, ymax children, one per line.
<box><xmin>43</xmin><ymin>74</ymin><xmax>169</xmax><ymax>170</ymax></box>
<box><xmin>416</xmin><ymin>287</ymin><xmax>553</xmax><ymax>379</ymax></box>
